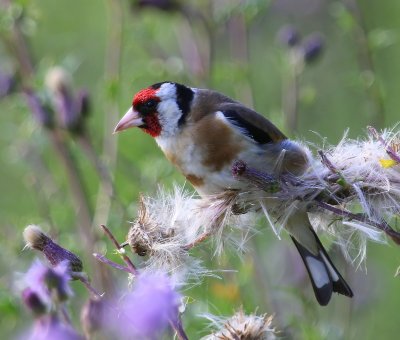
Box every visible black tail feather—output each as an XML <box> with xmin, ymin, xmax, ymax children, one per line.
<box><xmin>291</xmin><ymin>229</ymin><xmax>353</xmax><ymax>306</ymax></box>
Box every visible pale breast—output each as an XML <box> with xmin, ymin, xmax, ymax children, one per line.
<box><xmin>156</xmin><ymin>116</ymin><xmax>250</xmax><ymax>195</ymax></box>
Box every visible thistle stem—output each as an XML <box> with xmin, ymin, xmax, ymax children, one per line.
<box><xmin>93</xmin><ymin>253</ymin><xmax>133</xmax><ymax>274</ymax></box>
<box><xmin>169</xmin><ymin>315</ymin><xmax>189</xmax><ymax>340</ymax></box>
<box><xmin>100</xmin><ymin>225</ymin><xmax>138</xmax><ymax>275</ymax></box>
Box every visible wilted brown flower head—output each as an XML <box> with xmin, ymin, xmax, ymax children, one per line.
<box><xmin>204</xmin><ymin>308</ymin><xmax>277</xmax><ymax>340</ymax></box>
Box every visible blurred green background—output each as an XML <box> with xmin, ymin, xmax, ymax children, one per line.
<box><xmin>1</xmin><ymin>0</ymin><xmax>400</xmax><ymax>338</ymax></box>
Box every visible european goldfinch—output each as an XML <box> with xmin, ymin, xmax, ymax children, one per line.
<box><xmin>114</xmin><ymin>81</ymin><xmax>353</xmax><ymax>305</ymax></box>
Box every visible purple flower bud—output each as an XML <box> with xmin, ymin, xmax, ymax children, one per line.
<box><xmin>302</xmin><ymin>33</ymin><xmax>324</xmax><ymax>63</ymax></box>
<box><xmin>22</xmin><ymin>288</ymin><xmax>47</xmax><ymax>317</ymax></box>
<box><xmin>109</xmin><ymin>272</ymin><xmax>181</xmax><ymax>338</ymax></box>
<box><xmin>277</xmin><ymin>25</ymin><xmax>301</xmax><ymax>47</ymax></box>
<box><xmin>45</xmin><ymin>67</ymin><xmax>85</xmax><ymax>134</ymax></box>
<box><xmin>24</xmin><ymin>90</ymin><xmax>54</xmax><ymax>129</ymax></box>
<box><xmin>24</xmin><ymin>225</ymin><xmax>83</xmax><ymax>273</ymax></box>
<box><xmin>29</xmin><ymin>315</ymin><xmax>84</xmax><ymax>340</ymax></box>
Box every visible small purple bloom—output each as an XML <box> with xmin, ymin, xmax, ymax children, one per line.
<box><xmin>110</xmin><ymin>272</ymin><xmax>181</xmax><ymax>338</ymax></box>
<box><xmin>24</xmin><ymin>259</ymin><xmax>72</xmax><ymax>305</ymax></box>
<box><xmin>24</xmin><ymin>260</ymin><xmax>52</xmax><ymax>305</ymax></box>
<box><xmin>45</xmin><ymin>260</ymin><xmax>73</xmax><ymax>302</ymax></box>
<box><xmin>22</xmin><ymin>288</ymin><xmax>47</xmax><ymax>317</ymax></box>
<box><xmin>28</xmin><ymin>315</ymin><xmax>83</xmax><ymax>340</ymax></box>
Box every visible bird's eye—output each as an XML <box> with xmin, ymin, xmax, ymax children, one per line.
<box><xmin>145</xmin><ymin>99</ymin><xmax>157</xmax><ymax>109</ymax></box>
<box><xmin>140</xmin><ymin>99</ymin><xmax>158</xmax><ymax>115</ymax></box>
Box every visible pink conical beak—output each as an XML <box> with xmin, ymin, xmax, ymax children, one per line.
<box><xmin>114</xmin><ymin>107</ymin><xmax>143</xmax><ymax>133</ymax></box>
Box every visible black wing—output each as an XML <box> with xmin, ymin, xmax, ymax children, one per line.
<box><xmin>218</xmin><ymin>103</ymin><xmax>287</xmax><ymax>144</ymax></box>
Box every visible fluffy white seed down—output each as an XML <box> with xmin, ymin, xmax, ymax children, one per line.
<box><xmin>127</xmin><ymin>186</ymin><xmax>257</xmax><ymax>285</ymax></box>
<box><xmin>129</xmin><ymin>127</ymin><xmax>400</xmax><ymax>282</ymax></box>
<box><xmin>304</xmin><ymin>128</ymin><xmax>400</xmax><ymax>266</ymax></box>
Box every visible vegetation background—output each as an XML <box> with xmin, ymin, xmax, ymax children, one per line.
<box><xmin>1</xmin><ymin>0</ymin><xmax>400</xmax><ymax>338</ymax></box>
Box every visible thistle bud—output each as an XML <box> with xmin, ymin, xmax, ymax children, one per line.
<box><xmin>45</xmin><ymin>66</ymin><xmax>73</xmax><ymax>96</ymax></box>
<box><xmin>23</xmin><ymin>225</ymin><xmax>83</xmax><ymax>273</ymax></box>
<box><xmin>302</xmin><ymin>33</ymin><xmax>324</xmax><ymax>63</ymax></box>
<box><xmin>277</xmin><ymin>25</ymin><xmax>300</xmax><ymax>47</ymax></box>
<box><xmin>126</xmin><ymin>196</ymin><xmax>154</xmax><ymax>256</ymax></box>
<box><xmin>45</xmin><ymin>66</ymin><xmax>86</xmax><ymax>134</ymax></box>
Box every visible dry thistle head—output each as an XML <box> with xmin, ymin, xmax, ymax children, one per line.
<box><xmin>126</xmin><ymin>195</ymin><xmax>153</xmax><ymax>256</ymax></box>
<box><xmin>23</xmin><ymin>225</ymin><xmax>83</xmax><ymax>273</ymax></box>
<box><xmin>204</xmin><ymin>308</ymin><xmax>277</xmax><ymax>340</ymax></box>
<box><xmin>126</xmin><ymin>194</ymin><xmax>175</xmax><ymax>257</ymax></box>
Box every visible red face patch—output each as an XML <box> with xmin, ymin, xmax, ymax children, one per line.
<box><xmin>142</xmin><ymin>115</ymin><xmax>161</xmax><ymax>137</ymax></box>
<box><xmin>131</xmin><ymin>86</ymin><xmax>162</xmax><ymax>137</ymax></box>
<box><xmin>133</xmin><ymin>87</ymin><xmax>158</xmax><ymax>108</ymax></box>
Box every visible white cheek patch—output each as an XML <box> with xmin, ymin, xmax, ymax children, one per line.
<box><xmin>157</xmin><ymin>100</ymin><xmax>181</xmax><ymax>137</ymax></box>
<box><xmin>156</xmin><ymin>83</ymin><xmax>183</xmax><ymax>137</ymax></box>
<box><xmin>157</xmin><ymin>82</ymin><xmax>176</xmax><ymax>100</ymax></box>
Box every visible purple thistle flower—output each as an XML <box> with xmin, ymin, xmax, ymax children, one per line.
<box><xmin>23</xmin><ymin>259</ymin><xmax>72</xmax><ymax>305</ymax></box>
<box><xmin>22</xmin><ymin>288</ymin><xmax>47</xmax><ymax>317</ymax></box>
<box><xmin>24</xmin><ymin>260</ymin><xmax>52</xmax><ymax>305</ymax></box>
<box><xmin>45</xmin><ymin>260</ymin><xmax>73</xmax><ymax>302</ymax></box>
<box><xmin>28</xmin><ymin>315</ymin><xmax>83</xmax><ymax>340</ymax></box>
<box><xmin>110</xmin><ymin>272</ymin><xmax>181</xmax><ymax>338</ymax></box>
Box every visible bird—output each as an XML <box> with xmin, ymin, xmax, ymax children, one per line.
<box><xmin>114</xmin><ymin>81</ymin><xmax>353</xmax><ymax>306</ymax></box>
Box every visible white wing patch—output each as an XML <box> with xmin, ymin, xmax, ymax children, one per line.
<box><xmin>305</xmin><ymin>256</ymin><xmax>330</xmax><ymax>288</ymax></box>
